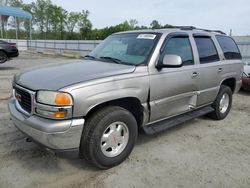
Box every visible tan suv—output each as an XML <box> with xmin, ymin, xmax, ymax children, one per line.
<box><xmin>9</xmin><ymin>27</ymin><xmax>243</xmax><ymax>169</ymax></box>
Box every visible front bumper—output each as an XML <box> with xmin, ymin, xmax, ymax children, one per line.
<box><xmin>8</xmin><ymin>98</ymin><xmax>85</xmax><ymax>157</ymax></box>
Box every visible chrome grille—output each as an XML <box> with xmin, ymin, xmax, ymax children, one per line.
<box><xmin>14</xmin><ymin>87</ymin><xmax>32</xmax><ymax>113</ymax></box>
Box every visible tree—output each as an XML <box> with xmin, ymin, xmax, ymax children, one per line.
<box><xmin>78</xmin><ymin>10</ymin><xmax>92</xmax><ymax>39</ymax></box>
<box><xmin>48</xmin><ymin>5</ymin><xmax>60</xmax><ymax>32</ymax></box>
<box><xmin>58</xmin><ymin>7</ymin><xmax>67</xmax><ymax>39</ymax></box>
<box><xmin>163</xmin><ymin>24</ymin><xmax>174</xmax><ymax>28</ymax></box>
<box><xmin>128</xmin><ymin>19</ymin><xmax>138</xmax><ymax>28</ymax></box>
<box><xmin>22</xmin><ymin>3</ymin><xmax>33</xmax><ymax>38</ymax></box>
<box><xmin>32</xmin><ymin>0</ymin><xmax>52</xmax><ymax>38</ymax></box>
<box><xmin>8</xmin><ymin>0</ymin><xmax>23</xmax><ymax>6</ymax></box>
<box><xmin>66</xmin><ymin>12</ymin><xmax>81</xmax><ymax>33</ymax></box>
<box><xmin>150</xmin><ymin>20</ymin><xmax>161</xmax><ymax>29</ymax></box>
<box><xmin>0</xmin><ymin>0</ymin><xmax>177</xmax><ymax>40</ymax></box>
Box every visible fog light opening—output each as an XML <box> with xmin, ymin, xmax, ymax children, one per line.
<box><xmin>36</xmin><ymin>108</ymin><xmax>69</xmax><ymax>119</ymax></box>
<box><xmin>53</xmin><ymin>111</ymin><xmax>67</xmax><ymax>118</ymax></box>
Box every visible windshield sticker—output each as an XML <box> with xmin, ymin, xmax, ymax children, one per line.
<box><xmin>137</xmin><ymin>34</ymin><xmax>156</xmax><ymax>40</ymax></box>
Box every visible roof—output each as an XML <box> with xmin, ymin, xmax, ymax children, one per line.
<box><xmin>0</xmin><ymin>6</ymin><xmax>32</xmax><ymax>19</ymax></box>
<box><xmin>117</xmin><ymin>27</ymin><xmax>227</xmax><ymax>36</ymax></box>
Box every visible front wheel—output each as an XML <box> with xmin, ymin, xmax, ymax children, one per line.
<box><xmin>80</xmin><ymin>106</ymin><xmax>138</xmax><ymax>169</ymax></box>
<box><xmin>209</xmin><ymin>85</ymin><xmax>232</xmax><ymax>120</ymax></box>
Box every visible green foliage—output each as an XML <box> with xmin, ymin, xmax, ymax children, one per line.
<box><xmin>78</xmin><ymin>10</ymin><xmax>92</xmax><ymax>39</ymax></box>
<box><xmin>4</xmin><ymin>0</ymin><xmax>174</xmax><ymax>40</ymax></box>
<box><xmin>150</xmin><ymin>20</ymin><xmax>161</xmax><ymax>29</ymax></box>
<box><xmin>66</xmin><ymin>12</ymin><xmax>80</xmax><ymax>33</ymax></box>
<box><xmin>9</xmin><ymin>0</ymin><xmax>23</xmax><ymax>7</ymax></box>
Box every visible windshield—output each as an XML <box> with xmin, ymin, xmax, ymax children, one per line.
<box><xmin>88</xmin><ymin>33</ymin><xmax>160</xmax><ymax>65</ymax></box>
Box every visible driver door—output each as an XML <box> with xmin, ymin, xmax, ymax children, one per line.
<box><xmin>149</xmin><ymin>33</ymin><xmax>199</xmax><ymax>122</ymax></box>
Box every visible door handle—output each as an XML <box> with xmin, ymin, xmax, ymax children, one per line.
<box><xmin>192</xmin><ymin>72</ymin><xmax>199</xmax><ymax>78</ymax></box>
<box><xmin>218</xmin><ymin>68</ymin><xmax>223</xmax><ymax>73</ymax></box>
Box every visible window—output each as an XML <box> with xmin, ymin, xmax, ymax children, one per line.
<box><xmin>194</xmin><ymin>36</ymin><xmax>219</xmax><ymax>64</ymax></box>
<box><xmin>89</xmin><ymin>33</ymin><xmax>160</xmax><ymax>65</ymax></box>
<box><xmin>161</xmin><ymin>36</ymin><xmax>194</xmax><ymax>66</ymax></box>
<box><xmin>98</xmin><ymin>40</ymin><xmax>128</xmax><ymax>57</ymax></box>
<box><xmin>216</xmin><ymin>35</ymin><xmax>242</xmax><ymax>60</ymax></box>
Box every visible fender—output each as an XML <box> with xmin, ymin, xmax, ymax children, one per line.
<box><xmin>62</xmin><ymin>67</ymin><xmax>150</xmax><ymax>118</ymax></box>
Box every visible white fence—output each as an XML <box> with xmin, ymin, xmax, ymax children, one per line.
<box><xmin>2</xmin><ymin>37</ymin><xmax>250</xmax><ymax>61</ymax></box>
<box><xmin>233</xmin><ymin>36</ymin><xmax>250</xmax><ymax>62</ymax></box>
<box><xmin>28</xmin><ymin>40</ymin><xmax>102</xmax><ymax>57</ymax></box>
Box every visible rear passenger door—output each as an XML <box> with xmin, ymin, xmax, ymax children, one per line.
<box><xmin>215</xmin><ymin>35</ymin><xmax>243</xmax><ymax>91</ymax></box>
<box><xmin>193</xmin><ymin>34</ymin><xmax>222</xmax><ymax>106</ymax></box>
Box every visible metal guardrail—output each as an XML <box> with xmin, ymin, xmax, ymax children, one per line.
<box><xmin>27</xmin><ymin>40</ymin><xmax>102</xmax><ymax>56</ymax></box>
<box><xmin>1</xmin><ymin>39</ymin><xmax>102</xmax><ymax>56</ymax></box>
<box><xmin>1</xmin><ymin>38</ymin><xmax>250</xmax><ymax>60</ymax></box>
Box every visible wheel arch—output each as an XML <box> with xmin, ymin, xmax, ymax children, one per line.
<box><xmin>84</xmin><ymin>97</ymin><xmax>145</xmax><ymax>129</ymax></box>
<box><xmin>0</xmin><ymin>49</ymin><xmax>8</xmax><ymax>56</ymax></box>
<box><xmin>0</xmin><ymin>49</ymin><xmax>7</xmax><ymax>53</ymax></box>
<box><xmin>220</xmin><ymin>77</ymin><xmax>236</xmax><ymax>93</ymax></box>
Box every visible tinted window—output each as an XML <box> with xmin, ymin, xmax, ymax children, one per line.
<box><xmin>194</xmin><ymin>37</ymin><xmax>219</xmax><ymax>64</ymax></box>
<box><xmin>162</xmin><ymin>36</ymin><xmax>194</xmax><ymax>66</ymax></box>
<box><xmin>216</xmin><ymin>35</ymin><xmax>242</xmax><ymax>60</ymax></box>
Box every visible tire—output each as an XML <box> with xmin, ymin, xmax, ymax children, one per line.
<box><xmin>80</xmin><ymin>106</ymin><xmax>138</xmax><ymax>169</ymax></box>
<box><xmin>209</xmin><ymin>85</ymin><xmax>232</xmax><ymax>120</ymax></box>
<box><xmin>0</xmin><ymin>51</ymin><xmax>7</xmax><ymax>64</ymax></box>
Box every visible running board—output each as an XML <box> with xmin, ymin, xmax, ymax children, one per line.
<box><xmin>143</xmin><ymin>106</ymin><xmax>214</xmax><ymax>135</ymax></box>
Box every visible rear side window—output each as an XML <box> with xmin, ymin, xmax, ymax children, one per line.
<box><xmin>194</xmin><ymin>36</ymin><xmax>220</xmax><ymax>64</ymax></box>
<box><xmin>162</xmin><ymin>36</ymin><xmax>194</xmax><ymax>66</ymax></box>
<box><xmin>216</xmin><ymin>35</ymin><xmax>242</xmax><ymax>60</ymax></box>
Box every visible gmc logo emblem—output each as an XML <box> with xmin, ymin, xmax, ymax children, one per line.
<box><xmin>15</xmin><ymin>92</ymin><xmax>22</xmax><ymax>102</ymax></box>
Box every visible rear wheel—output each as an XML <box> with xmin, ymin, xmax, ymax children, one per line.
<box><xmin>0</xmin><ymin>51</ymin><xmax>7</xmax><ymax>64</ymax></box>
<box><xmin>80</xmin><ymin>106</ymin><xmax>138</xmax><ymax>169</ymax></box>
<box><xmin>209</xmin><ymin>85</ymin><xmax>232</xmax><ymax>120</ymax></box>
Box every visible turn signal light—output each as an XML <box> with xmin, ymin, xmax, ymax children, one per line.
<box><xmin>55</xmin><ymin>93</ymin><xmax>72</xmax><ymax>106</ymax></box>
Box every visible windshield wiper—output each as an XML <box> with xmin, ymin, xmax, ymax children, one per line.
<box><xmin>99</xmin><ymin>56</ymin><xmax>123</xmax><ymax>64</ymax></box>
<box><xmin>83</xmin><ymin>55</ymin><xmax>96</xmax><ymax>60</ymax></box>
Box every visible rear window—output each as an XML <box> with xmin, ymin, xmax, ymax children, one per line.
<box><xmin>216</xmin><ymin>35</ymin><xmax>242</xmax><ymax>60</ymax></box>
<box><xmin>194</xmin><ymin>36</ymin><xmax>220</xmax><ymax>64</ymax></box>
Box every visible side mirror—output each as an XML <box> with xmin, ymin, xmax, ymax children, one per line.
<box><xmin>157</xmin><ymin>55</ymin><xmax>183</xmax><ymax>69</ymax></box>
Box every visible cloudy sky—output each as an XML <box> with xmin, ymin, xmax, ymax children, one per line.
<box><xmin>24</xmin><ymin>0</ymin><xmax>250</xmax><ymax>35</ymax></box>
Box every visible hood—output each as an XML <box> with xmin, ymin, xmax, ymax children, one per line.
<box><xmin>244</xmin><ymin>65</ymin><xmax>250</xmax><ymax>75</ymax></box>
<box><xmin>14</xmin><ymin>60</ymin><xmax>136</xmax><ymax>90</ymax></box>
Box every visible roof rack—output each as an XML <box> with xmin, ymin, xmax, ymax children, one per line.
<box><xmin>195</xmin><ymin>28</ymin><xmax>226</xmax><ymax>35</ymax></box>
<box><xmin>172</xmin><ymin>26</ymin><xmax>226</xmax><ymax>35</ymax></box>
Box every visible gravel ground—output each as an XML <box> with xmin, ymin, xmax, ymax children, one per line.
<box><xmin>0</xmin><ymin>52</ymin><xmax>250</xmax><ymax>188</ymax></box>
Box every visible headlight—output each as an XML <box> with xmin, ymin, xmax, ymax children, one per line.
<box><xmin>36</xmin><ymin>91</ymin><xmax>73</xmax><ymax>106</ymax></box>
<box><xmin>36</xmin><ymin>91</ymin><xmax>73</xmax><ymax>119</ymax></box>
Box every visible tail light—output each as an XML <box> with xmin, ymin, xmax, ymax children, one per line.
<box><xmin>10</xmin><ymin>43</ymin><xmax>16</xmax><ymax>48</ymax></box>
